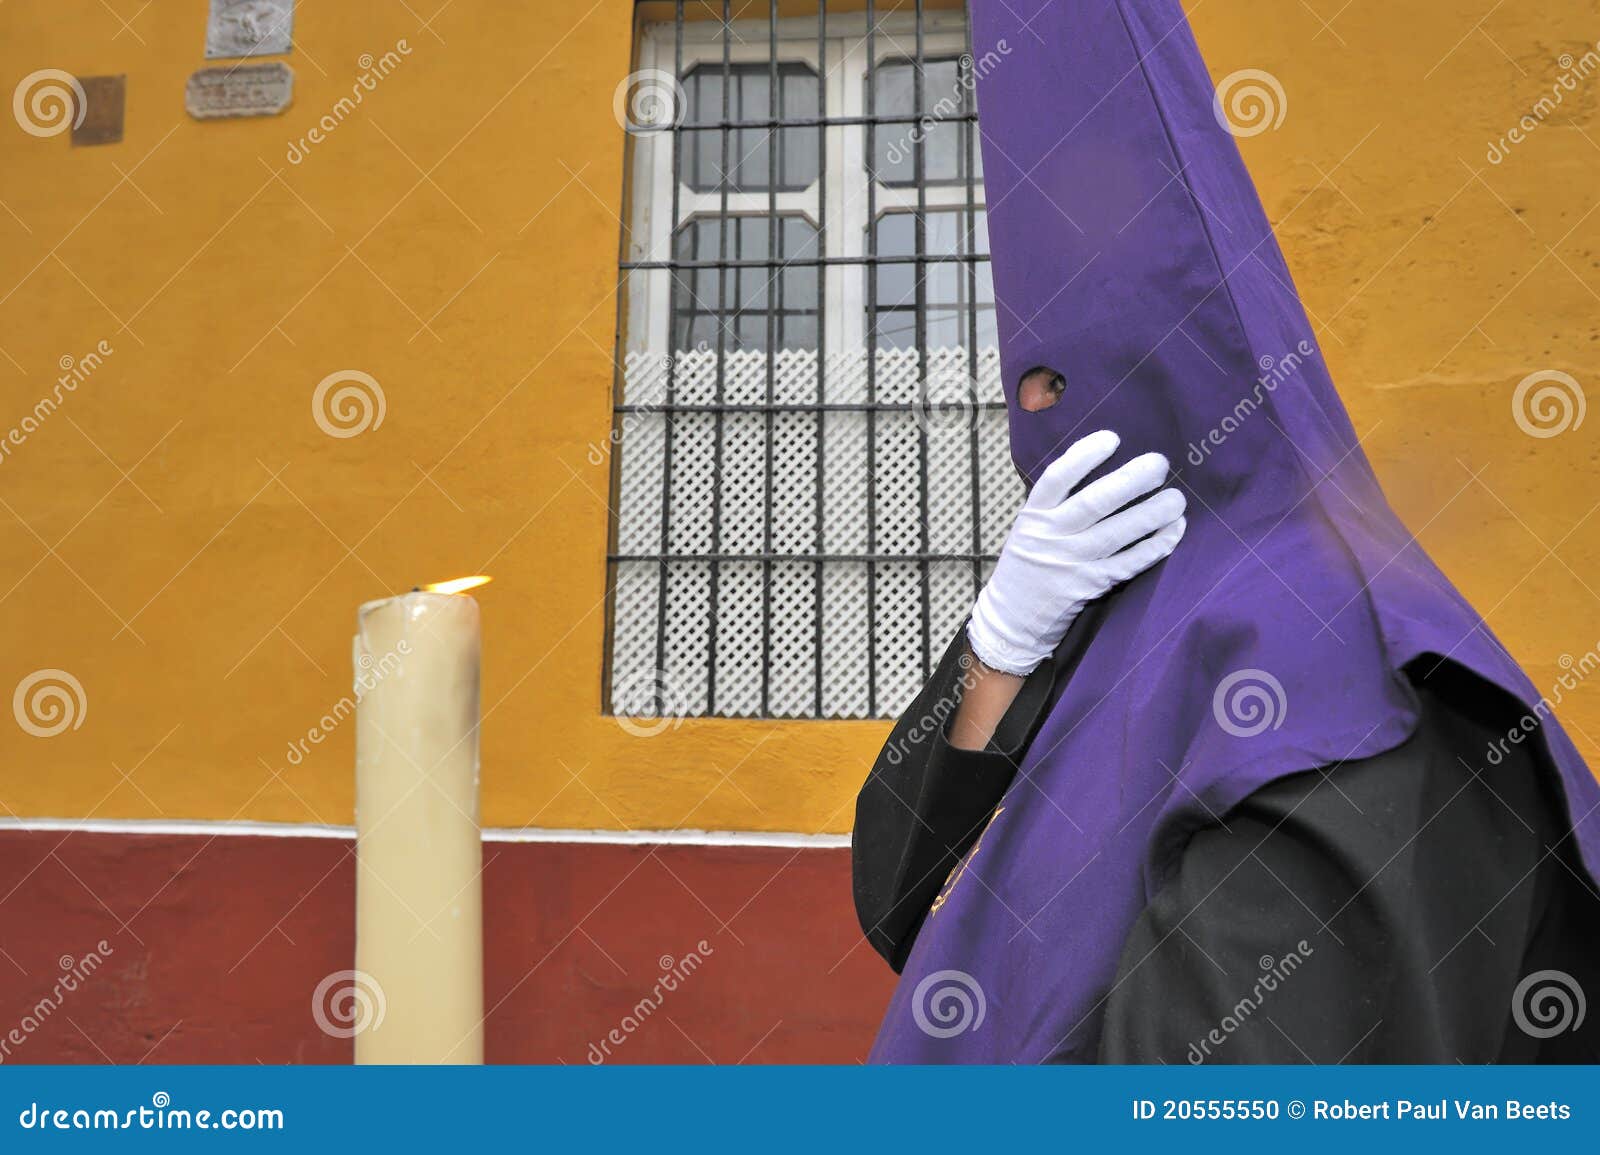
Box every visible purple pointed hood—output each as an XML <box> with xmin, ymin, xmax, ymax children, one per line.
<box><xmin>870</xmin><ymin>0</ymin><xmax>1600</xmax><ymax>1062</ymax></box>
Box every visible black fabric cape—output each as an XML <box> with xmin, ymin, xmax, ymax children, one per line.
<box><xmin>852</xmin><ymin>629</ymin><xmax>1600</xmax><ymax>1062</ymax></box>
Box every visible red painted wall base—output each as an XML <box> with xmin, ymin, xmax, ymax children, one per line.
<box><xmin>0</xmin><ymin>830</ymin><xmax>893</xmax><ymax>1064</ymax></box>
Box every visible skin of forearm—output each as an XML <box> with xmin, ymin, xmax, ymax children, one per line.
<box><xmin>948</xmin><ymin>649</ymin><xmax>1027</xmax><ymax>751</ymax></box>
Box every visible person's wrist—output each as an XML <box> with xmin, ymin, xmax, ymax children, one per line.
<box><xmin>966</xmin><ymin>596</ymin><xmax>1046</xmax><ymax>676</ymax></box>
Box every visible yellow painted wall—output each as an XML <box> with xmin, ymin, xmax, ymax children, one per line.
<box><xmin>1</xmin><ymin>1</ymin><xmax>1596</xmax><ymax>834</ymax></box>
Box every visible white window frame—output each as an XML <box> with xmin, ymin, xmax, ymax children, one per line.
<box><xmin>622</xmin><ymin>10</ymin><xmax>983</xmax><ymax>361</ymax></box>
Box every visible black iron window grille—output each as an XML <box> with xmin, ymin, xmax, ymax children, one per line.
<box><xmin>607</xmin><ymin>1</ymin><xmax>1021</xmax><ymax>720</ymax></box>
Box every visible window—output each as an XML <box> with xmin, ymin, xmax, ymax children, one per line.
<box><xmin>608</xmin><ymin>3</ymin><xmax>1021</xmax><ymax>720</ymax></box>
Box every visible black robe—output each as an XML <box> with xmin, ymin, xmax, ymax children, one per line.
<box><xmin>852</xmin><ymin>620</ymin><xmax>1600</xmax><ymax>1063</ymax></box>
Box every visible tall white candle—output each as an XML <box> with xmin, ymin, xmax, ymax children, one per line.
<box><xmin>353</xmin><ymin>588</ymin><xmax>485</xmax><ymax>1064</ymax></box>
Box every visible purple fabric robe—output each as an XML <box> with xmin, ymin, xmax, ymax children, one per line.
<box><xmin>869</xmin><ymin>0</ymin><xmax>1600</xmax><ymax>1063</ymax></box>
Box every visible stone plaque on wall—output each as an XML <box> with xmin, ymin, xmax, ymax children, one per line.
<box><xmin>205</xmin><ymin>0</ymin><xmax>294</xmax><ymax>59</ymax></box>
<box><xmin>185</xmin><ymin>63</ymin><xmax>293</xmax><ymax>119</ymax></box>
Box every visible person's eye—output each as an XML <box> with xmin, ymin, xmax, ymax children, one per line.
<box><xmin>1018</xmin><ymin>366</ymin><xmax>1067</xmax><ymax>412</ymax></box>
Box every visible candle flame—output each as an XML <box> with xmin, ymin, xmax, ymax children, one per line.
<box><xmin>422</xmin><ymin>575</ymin><xmax>493</xmax><ymax>595</ymax></box>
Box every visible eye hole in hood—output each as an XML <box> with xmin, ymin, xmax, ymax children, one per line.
<box><xmin>1018</xmin><ymin>366</ymin><xmax>1067</xmax><ymax>412</ymax></box>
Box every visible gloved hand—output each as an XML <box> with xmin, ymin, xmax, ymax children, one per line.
<box><xmin>967</xmin><ymin>429</ymin><xmax>1187</xmax><ymax>675</ymax></box>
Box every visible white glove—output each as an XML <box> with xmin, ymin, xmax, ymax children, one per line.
<box><xmin>967</xmin><ymin>430</ymin><xmax>1187</xmax><ymax>675</ymax></box>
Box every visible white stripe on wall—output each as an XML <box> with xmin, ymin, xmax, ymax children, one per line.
<box><xmin>0</xmin><ymin>816</ymin><xmax>851</xmax><ymax>849</ymax></box>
